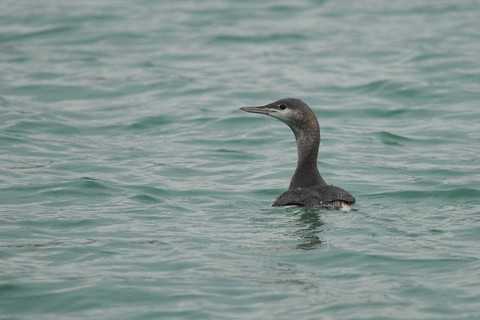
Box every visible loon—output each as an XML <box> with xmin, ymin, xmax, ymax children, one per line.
<box><xmin>240</xmin><ymin>98</ymin><xmax>355</xmax><ymax>210</ymax></box>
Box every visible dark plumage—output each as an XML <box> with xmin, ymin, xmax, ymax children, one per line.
<box><xmin>240</xmin><ymin>98</ymin><xmax>355</xmax><ymax>210</ymax></box>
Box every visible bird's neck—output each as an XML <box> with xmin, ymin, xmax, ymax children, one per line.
<box><xmin>288</xmin><ymin>119</ymin><xmax>326</xmax><ymax>190</ymax></box>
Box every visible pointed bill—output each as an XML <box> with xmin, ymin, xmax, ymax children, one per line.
<box><xmin>239</xmin><ymin>105</ymin><xmax>274</xmax><ymax>115</ymax></box>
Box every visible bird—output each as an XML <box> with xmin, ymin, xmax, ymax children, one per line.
<box><xmin>240</xmin><ymin>98</ymin><xmax>355</xmax><ymax>210</ymax></box>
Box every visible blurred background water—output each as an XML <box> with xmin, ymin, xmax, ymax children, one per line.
<box><xmin>1</xmin><ymin>0</ymin><xmax>479</xmax><ymax>319</ymax></box>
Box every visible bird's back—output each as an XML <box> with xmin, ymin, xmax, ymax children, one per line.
<box><xmin>273</xmin><ymin>184</ymin><xmax>355</xmax><ymax>210</ymax></box>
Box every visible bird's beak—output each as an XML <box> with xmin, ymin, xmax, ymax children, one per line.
<box><xmin>239</xmin><ymin>105</ymin><xmax>275</xmax><ymax>115</ymax></box>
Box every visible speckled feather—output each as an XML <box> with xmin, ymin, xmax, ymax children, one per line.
<box><xmin>273</xmin><ymin>184</ymin><xmax>355</xmax><ymax>209</ymax></box>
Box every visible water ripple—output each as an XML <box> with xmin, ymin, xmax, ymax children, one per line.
<box><xmin>1</xmin><ymin>0</ymin><xmax>479</xmax><ymax>319</ymax></box>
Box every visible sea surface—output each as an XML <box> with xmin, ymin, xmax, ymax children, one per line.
<box><xmin>1</xmin><ymin>1</ymin><xmax>479</xmax><ymax>319</ymax></box>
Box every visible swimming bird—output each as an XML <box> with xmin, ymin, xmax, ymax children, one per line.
<box><xmin>240</xmin><ymin>98</ymin><xmax>355</xmax><ymax>210</ymax></box>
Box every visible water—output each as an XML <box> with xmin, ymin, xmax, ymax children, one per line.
<box><xmin>1</xmin><ymin>0</ymin><xmax>479</xmax><ymax>319</ymax></box>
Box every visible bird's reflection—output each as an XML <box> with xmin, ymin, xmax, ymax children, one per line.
<box><xmin>291</xmin><ymin>208</ymin><xmax>325</xmax><ymax>250</ymax></box>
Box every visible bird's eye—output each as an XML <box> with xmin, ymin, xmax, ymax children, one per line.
<box><xmin>278</xmin><ymin>104</ymin><xmax>287</xmax><ymax>110</ymax></box>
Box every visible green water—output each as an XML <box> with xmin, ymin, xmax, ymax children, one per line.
<box><xmin>1</xmin><ymin>1</ymin><xmax>479</xmax><ymax>319</ymax></box>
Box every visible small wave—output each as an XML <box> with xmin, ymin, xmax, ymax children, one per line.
<box><xmin>36</xmin><ymin>177</ymin><xmax>120</xmax><ymax>200</ymax></box>
<box><xmin>127</xmin><ymin>115</ymin><xmax>174</xmax><ymax>131</ymax></box>
<box><xmin>331</xmin><ymin>79</ymin><xmax>439</xmax><ymax>102</ymax></box>
<box><xmin>358</xmin><ymin>80</ymin><xmax>427</xmax><ymax>98</ymax></box>
<box><xmin>0</xmin><ymin>239</ymin><xmax>97</xmax><ymax>248</ymax></box>
<box><xmin>4</xmin><ymin>119</ymin><xmax>79</xmax><ymax>135</ymax></box>
<box><xmin>211</xmin><ymin>32</ymin><xmax>308</xmax><ymax>44</ymax></box>
<box><xmin>376</xmin><ymin>131</ymin><xmax>414</xmax><ymax>146</ymax></box>
<box><xmin>1</xmin><ymin>25</ymin><xmax>74</xmax><ymax>43</ymax></box>
<box><xmin>368</xmin><ymin>188</ymin><xmax>480</xmax><ymax>201</ymax></box>
<box><xmin>129</xmin><ymin>194</ymin><xmax>162</xmax><ymax>204</ymax></box>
